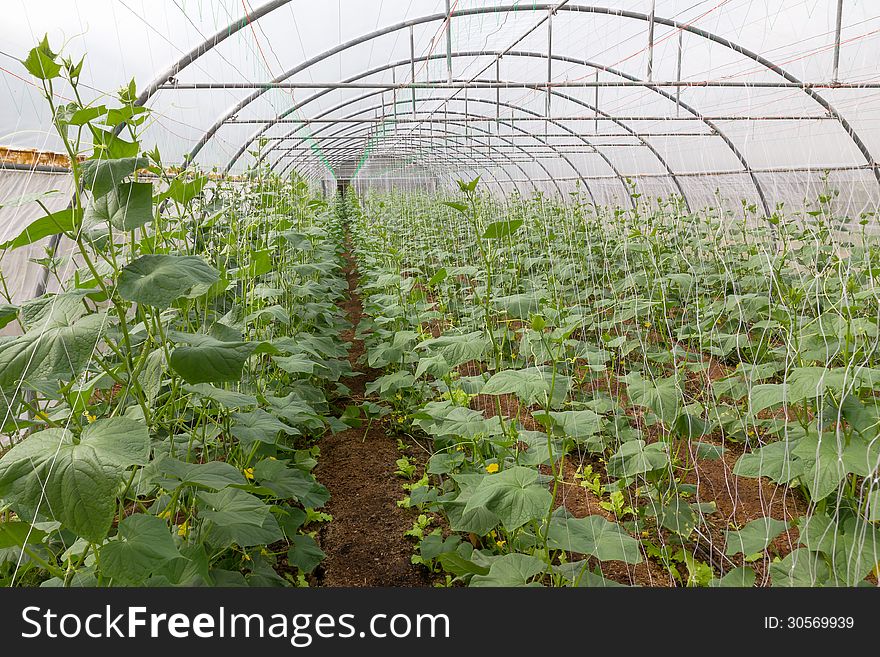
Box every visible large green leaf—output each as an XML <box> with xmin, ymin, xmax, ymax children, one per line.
<box><xmin>0</xmin><ymin>208</ymin><xmax>81</xmax><ymax>251</ymax></box>
<box><xmin>286</xmin><ymin>534</ymin><xmax>325</xmax><ymax>573</ymax></box>
<box><xmin>469</xmin><ymin>553</ymin><xmax>544</xmax><ymax>587</ymax></box>
<box><xmin>147</xmin><ymin>456</ymin><xmax>246</xmax><ymax>491</ymax></box>
<box><xmin>21</xmin><ymin>36</ymin><xmax>61</xmax><ymax>80</ymax></box>
<box><xmin>534</xmin><ymin>409</ymin><xmax>602</xmax><ymax>439</ymax></box>
<box><xmin>463</xmin><ymin>466</ymin><xmax>552</xmax><ymax>531</ymax></box>
<box><xmin>253</xmin><ymin>458</ymin><xmax>329</xmax><ymax>507</ymax></box>
<box><xmin>197</xmin><ymin>488</ymin><xmax>282</xmax><ymax>548</ymax></box>
<box><xmin>481</xmin><ymin>219</ymin><xmax>523</xmax><ymax>239</ymax></box>
<box><xmin>99</xmin><ymin>514</ymin><xmax>180</xmax><ymax>584</ymax></box>
<box><xmin>0</xmin><ymin>309</ymin><xmax>105</xmax><ymax>391</ymax></box>
<box><xmin>546</xmin><ymin>509</ymin><xmax>642</xmax><ymax>563</ymax></box>
<box><xmin>170</xmin><ymin>333</ymin><xmax>273</xmax><ymax>384</ymax></box>
<box><xmin>624</xmin><ymin>373</ymin><xmax>680</xmax><ymax>424</ymax></box>
<box><xmin>118</xmin><ymin>254</ymin><xmax>220</xmax><ymax>308</ymax></box>
<box><xmin>0</xmin><ymin>418</ymin><xmax>149</xmax><ymax>541</ymax></box>
<box><xmin>606</xmin><ymin>440</ymin><xmax>669</xmax><ymax>478</ymax></box>
<box><xmin>230</xmin><ymin>409</ymin><xmax>297</xmax><ymax>445</ymax></box>
<box><xmin>184</xmin><ymin>383</ymin><xmax>257</xmax><ymax>409</ymax></box>
<box><xmin>80</xmin><ymin>157</ymin><xmax>149</xmax><ymax>198</ymax></box>
<box><xmin>85</xmin><ymin>181</ymin><xmax>153</xmax><ymax>231</ymax></box>
<box><xmin>481</xmin><ymin>367</ymin><xmax>571</xmax><ymax>407</ymax></box>
<box><xmin>724</xmin><ymin>517</ymin><xmax>789</xmax><ymax>556</ymax></box>
<box><xmin>732</xmin><ymin>439</ymin><xmax>804</xmax><ymax>485</ymax></box>
<box><xmin>770</xmin><ymin>548</ymin><xmax>828</xmax><ymax>587</ymax></box>
<box><xmin>416</xmin><ymin>331</ymin><xmax>489</xmax><ymax>367</ymax></box>
<box><xmin>0</xmin><ymin>522</ymin><xmax>47</xmax><ymax>549</ymax></box>
<box><xmin>748</xmin><ymin>383</ymin><xmax>788</xmax><ymax>414</ymax></box>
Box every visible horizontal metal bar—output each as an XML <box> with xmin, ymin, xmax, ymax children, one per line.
<box><xmin>276</xmin><ymin>142</ymin><xmax>657</xmax><ymax>150</ymax></box>
<box><xmin>501</xmin><ymin>164</ymin><xmax>877</xmax><ymax>181</ymax></box>
<box><xmin>228</xmin><ymin>115</ymin><xmax>832</xmax><ymax>124</ymax></box>
<box><xmin>161</xmin><ymin>80</ymin><xmax>880</xmax><ymax>90</ymax></box>
<box><xmin>267</xmin><ymin>131</ymin><xmax>713</xmax><ymax>140</ymax></box>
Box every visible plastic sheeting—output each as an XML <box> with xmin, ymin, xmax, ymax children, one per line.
<box><xmin>0</xmin><ymin>169</ymin><xmax>74</xmax><ymax>334</ymax></box>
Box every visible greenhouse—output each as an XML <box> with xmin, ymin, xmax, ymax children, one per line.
<box><xmin>0</xmin><ymin>0</ymin><xmax>879</xmax><ymax>591</ymax></box>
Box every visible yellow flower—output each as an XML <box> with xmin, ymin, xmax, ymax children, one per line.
<box><xmin>495</xmin><ymin>540</ymin><xmax>506</xmax><ymax>549</ymax></box>
<box><xmin>644</xmin><ymin>322</ymin><xmax>652</xmax><ymax>328</ymax></box>
<box><xmin>244</xmin><ymin>468</ymin><xmax>255</xmax><ymax>480</ymax></box>
<box><xmin>82</xmin><ymin>410</ymin><xmax>97</xmax><ymax>423</ymax></box>
<box><xmin>486</xmin><ymin>463</ymin><xmax>500</xmax><ymax>474</ymax></box>
<box><xmin>36</xmin><ymin>411</ymin><xmax>49</xmax><ymax>421</ymax></box>
<box><xmin>158</xmin><ymin>509</ymin><xmax>173</xmax><ymax>520</ymax></box>
<box><xmin>177</xmin><ymin>520</ymin><xmax>189</xmax><ymax>537</ymax></box>
<box><xmin>243</xmin><ymin>553</ymin><xmax>252</xmax><ymax>562</ymax></box>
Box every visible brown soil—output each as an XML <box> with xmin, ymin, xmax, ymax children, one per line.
<box><xmin>312</xmin><ymin>244</ymin><xmax>431</xmax><ymax>587</ymax></box>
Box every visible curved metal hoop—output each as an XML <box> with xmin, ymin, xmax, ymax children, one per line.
<box><xmin>128</xmin><ymin>1</ymin><xmax>878</xmax><ymax>211</ymax></box>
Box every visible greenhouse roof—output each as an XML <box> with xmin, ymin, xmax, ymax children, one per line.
<box><xmin>2</xmin><ymin>1</ymin><xmax>880</xmax><ymax>209</ymax></box>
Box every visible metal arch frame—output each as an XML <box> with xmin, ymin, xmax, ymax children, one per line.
<box><xmin>269</xmin><ymin>95</ymin><xmax>620</xmax><ymax>205</ymax></box>
<box><xmin>128</xmin><ymin>2</ymin><xmax>878</xmax><ymax>209</ymax></box>
<box><xmin>278</xmin><ymin>118</ymin><xmax>560</xmax><ymax>199</ymax></box>
<box><xmin>273</xmin><ymin>108</ymin><xmax>571</xmax><ymax>199</ymax></box>
<box><xmin>286</xmin><ymin>128</ymin><xmax>526</xmax><ymax>196</ymax></box>
<box><xmin>251</xmin><ymin>62</ymin><xmax>692</xmax><ymax>209</ymax></box>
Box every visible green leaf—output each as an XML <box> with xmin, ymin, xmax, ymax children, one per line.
<box><xmin>481</xmin><ymin>219</ymin><xmax>523</xmax><ymax>239</ymax></box>
<box><xmin>253</xmin><ymin>459</ymin><xmax>329</xmax><ymax>507</ymax></box>
<box><xmin>672</xmin><ymin>413</ymin><xmax>709</xmax><ymax>440</ymax></box>
<box><xmin>0</xmin><ymin>304</ymin><xmax>19</xmax><ymax>330</ymax></box>
<box><xmin>748</xmin><ymin>383</ymin><xmax>788</xmax><ymax>414</ymax></box>
<box><xmin>533</xmin><ymin>409</ymin><xmax>602</xmax><ymax>439</ymax></box>
<box><xmin>118</xmin><ymin>254</ymin><xmax>220</xmax><ymax>308</ymax></box>
<box><xmin>85</xmin><ymin>181</ymin><xmax>153</xmax><ymax>231</ymax></box>
<box><xmin>230</xmin><ymin>409</ymin><xmax>297</xmax><ymax>445</ymax></box>
<box><xmin>81</xmin><ymin>417</ymin><xmax>151</xmax><ymax>468</ymax></box>
<box><xmin>22</xmin><ymin>35</ymin><xmax>60</xmax><ymax>80</ymax></box>
<box><xmin>725</xmin><ymin>517</ymin><xmax>789</xmax><ymax>556</ymax></box>
<box><xmin>286</xmin><ymin>534</ymin><xmax>325</xmax><ymax>573</ymax></box>
<box><xmin>469</xmin><ymin>553</ymin><xmax>545</xmax><ymax>587</ymax></box>
<box><xmin>624</xmin><ymin>373</ymin><xmax>680</xmax><ymax>425</ymax></box>
<box><xmin>0</xmin><ymin>419</ymin><xmax>148</xmax><ymax>541</ymax></box>
<box><xmin>770</xmin><ymin>548</ymin><xmax>828</xmax><ymax>587</ymax></box>
<box><xmin>0</xmin><ymin>310</ymin><xmax>106</xmax><ymax>391</ymax></box>
<box><xmin>160</xmin><ymin>176</ymin><xmax>208</xmax><ymax>205</ymax></box>
<box><xmin>197</xmin><ymin>488</ymin><xmax>283</xmax><ymax>548</ymax></box>
<box><xmin>481</xmin><ymin>367</ymin><xmax>571</xmax><ymax>407</ymax></box>
<box><xmin>463</xmin><ymin>466</ymin><xmax>552</xmax><ymax>531</ymax></box>
<box><xmin>99</xmin><ymin>514</ymin><xmax>180</xmax><ymax>584</ymax></box>
<box><xmin>733</xmin><ymin>439</ymin><xmax>804</xmax><ymax>485</ymax></box>
<box><xmin>0</xmin><ymin>189</ymin><xmax>61</xmax><ymax>210</ymax></box>
<box><xmin>708</xmin><ymin>567</ymin><xmax>756</xmax><ymax>588</ymax></box>
<box><xmin>149</xmin><ymin>456</ymin><xmax>246</xmax><ymax>490</ymax></box>
<box><xmin>547</xmin><ymin>509</ymin><xmax>642</xmax><ymax>563</ymax></box>
<box><xmin>442</xmin><ymin>201</ymin><xmax>468</xmax><ymax>214</ymax></box>
<box><xmin>0</xmin><ymin>522</ymin><xmax>47</xmax><ymax>549</ymax></box>
<box><xmin>606</xmin><ymin>440</ymin><xmax>669</xmax><ymax>478</ymax></box>
<box><xmin>0</xmin><ymin>209</ymin><xmax>81</xmax><ymax>251</ymax></box>
<box><xmin>183</xmin><ymin>383</ymin><xmax>257</xmax><ymax>409</ymax></box>
<box><xmin>170</xmin><ymin>335</ymin><xmax>267</xmax><ymax>384</ymax></box>
<box><xmin>80</xmin><ymin>157</ymin><xmax>149</xmax><ymax>198</ymax></box>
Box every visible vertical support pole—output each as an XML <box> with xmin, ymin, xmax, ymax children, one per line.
<box><xmin>675</xmin><ymin>30</ymin><xmax>683</xmax><ymax>117</ymax></box>
<box><xmin>647</xmin><ymin>0</ymin><xmax>656</xmax><ymax>81</ymax></box>
<box><xmin>410</xmin><ymin>26</ymin><xmax>416</xmax><ymax>117</ymax></box>
<box><xmin>832</xmin><ymin>0</ymin><xmax>844</xmax><ymax>83</ymax></box>
<box><xmin>546</xmin><ymin>8</ymin><xmax>553</xmax><ymax>119</ymax></box>
<box><xmin>392</xmin><ymin>67</ymin><xmax>398</xmax><ymax>124</ymax></box>
<box><xmin>445</xmin><ymin>0</ymin><xmax>453</xmax><ymax>84</ymax></box>
<box><xmin>495</xmin><ymin>57</ymin><xmax>501</xmax><ymax>131</ymax></box>
<box><xmin>594</xmin><ymin>69</ymin><xmax>599</xmax><ymax>133</ymax></box>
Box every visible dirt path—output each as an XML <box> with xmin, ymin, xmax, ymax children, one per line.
<box><xmin>313</xmin><ymin>244</ymin><xmax>431</xmax><ymax>587</ymax></box>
